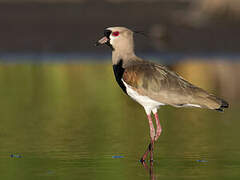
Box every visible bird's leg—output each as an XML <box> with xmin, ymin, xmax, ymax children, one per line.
<box><xmin>141</xmin><ymin>158</ymin><xmax>156</xmax><ymax>180</ymax></box>
<box><xmin>148</xmin><ymin>114</ymin><xmax>155</xmax><ymax>161</ymax></box>
<box><xmin>140</xmin><ymin>114</ymin><xmax>155</xmax><ymax>162</ymax></box>
<box><xmin>150</xmin><ymin>136</ymin><xmax>155</xmax><ymax>162</ymax></box>
<box><xmin>154</xmin><ymin>113</ymin><xmax>162</xmax><ymax>141</ymax></box>
<box><xmin>140</xmin><ymin>142</ymin><xmax>151</xmax><ymax>162</ymax></box>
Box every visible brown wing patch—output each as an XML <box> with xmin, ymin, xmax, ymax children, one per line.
<box><xmin>123</xmin><ymin>65</ymin><xmax>143</xmax><ymax>88</ymax></box>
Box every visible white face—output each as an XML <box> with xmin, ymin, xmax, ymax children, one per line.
<box><xmin>108</xmin><ymin>29</ymin><xmax>121</xmax><ymax>45</ymax></box>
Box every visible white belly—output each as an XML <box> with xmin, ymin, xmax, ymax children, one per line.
<box><xmin>122</xmin><ymin>80</ymin><xmax>165</xmax><ymax>115</ymax></box>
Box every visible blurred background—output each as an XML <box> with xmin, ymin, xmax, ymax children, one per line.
<box><xmin>0</xmin><ymin>0</ymin><xmax>240</xmax><ymax>180</ymax></box>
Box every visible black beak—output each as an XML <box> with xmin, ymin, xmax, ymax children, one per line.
<box><xmin>95</xmin><ymin>29</ymin><xmax>114</xmax><ymax>50</ymax></box>
<box><xmin>94</xmin><ymin>36</ymin><xmax>109</xmax><ymax>46</ymax></box>
<box><xmin>94</xmin><ymin>29</ymin><xmax>112</xmax><ymax>46</ymax></box>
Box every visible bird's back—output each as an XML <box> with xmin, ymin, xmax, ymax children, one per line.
<box><xmin>122</xmin><ymin>60</ymin><xmax>228</xmax><ymax>111</ymax></box>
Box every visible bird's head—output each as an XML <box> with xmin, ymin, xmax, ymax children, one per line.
<box><xmin>95</xmin><ymin>27</ymin><xmax>134</xmax><ymax>51</ymax></box>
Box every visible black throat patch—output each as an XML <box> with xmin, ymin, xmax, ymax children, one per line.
<box><xmin>106</xmin><ymin>41</ymin><xmax>114</xmax><ymax>51</ymax></box>
<box><xmin>112</xmin><ymin>59</ymin><xmax>126</xmax><ymax>94</ymax></box>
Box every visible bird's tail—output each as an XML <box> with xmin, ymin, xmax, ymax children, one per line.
<box><xmin>192</xmin><ymin>92</ymin><xmax>229</xmax><ymax>112</ymax></box>
<box><xmin>215</xmin><ymin>98</ymin><xmax>229</xmax><ymax>112</ymax></box>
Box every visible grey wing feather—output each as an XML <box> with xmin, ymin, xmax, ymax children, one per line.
<box><xmin>123</xmin><ymin>61</ymin><xmax>224</xmax><ymax>109</ymax></box>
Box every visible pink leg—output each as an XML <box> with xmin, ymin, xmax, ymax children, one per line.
<box><xmin>148</xmin><ymin>114</ymin><xmax>156</xmax><ymax>140</ymax></box>
<box><xmin>154</xmin><ymin>113</ymin><xmax>162</xmax><ymax>141</ymax></box>
<box><xmin>140</xmin><ymin>142</ymin><xmax>151</xmax><ymax>162</ymax></box>
<box><xmin>141</xmin><ymin>156</ymin><xmax>156</xmax><ymax>180</ymax></box>
<box><xmin>140</xmin><ymin>114</ymin><xmax>155</xmax><ymax>162</ymax></box>
<box><xmin>150</xmin><ymin>138</ymin><xmax>154</xmax><ymax>162</ymax></box>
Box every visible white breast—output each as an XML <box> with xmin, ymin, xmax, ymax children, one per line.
<box><xmin>122</xmin><ymin>80</ymin><xmax>165</xmax><ymax>115</ymax></box>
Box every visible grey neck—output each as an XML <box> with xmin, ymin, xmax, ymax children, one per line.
<box><xmin>112</xmin><ymin>49</ymin><xmax>140</xmax><ymax>67</ymax></box>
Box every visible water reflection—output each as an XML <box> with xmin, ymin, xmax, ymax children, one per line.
<box><xmin>141</xmin><ymin>161</ymin><xmax>156</xmax><ymax>180</ymax></box>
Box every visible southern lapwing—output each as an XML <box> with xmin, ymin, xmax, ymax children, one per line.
<box><xmin>95</xmin><ymin>27</ymin><xmax>229</xmax><ymax>162</ymax></box>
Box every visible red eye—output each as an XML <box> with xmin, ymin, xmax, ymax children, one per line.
<box><xmin>112</xmin><ymin>31</ymin><xmax>119</xmax><ymax>36</ymax></box>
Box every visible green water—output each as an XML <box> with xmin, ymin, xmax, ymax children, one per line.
<box><xmin>0</xmin><ymin>64</ymin><xmax>239</xmax><ymax>180</ymax></box>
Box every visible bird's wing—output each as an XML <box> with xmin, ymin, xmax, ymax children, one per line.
<box><xmin>122</xmin><ymin>62</ymin><xmax>222</xmax><ymax>109</ymax></box>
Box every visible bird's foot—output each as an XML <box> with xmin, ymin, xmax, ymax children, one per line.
<box><xmin>140</xmin><ymin>151</ymin><xmax>148</xmax><ymax>163</ymax></box>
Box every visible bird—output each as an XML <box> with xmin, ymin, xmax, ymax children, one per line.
<box><xmin>95</xmin><ymin>26</ymin><xmax>229</xmax><ymax>162</ymax></box>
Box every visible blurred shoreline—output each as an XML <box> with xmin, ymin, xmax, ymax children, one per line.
<box><xmin>0</xmin><ymin>52</ymin><xmax>240</xmax><ymax>64</ymax></box>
